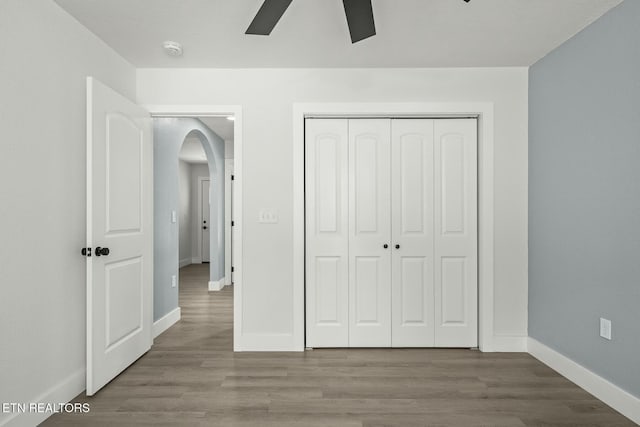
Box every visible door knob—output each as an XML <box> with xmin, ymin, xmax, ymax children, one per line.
<box><xmin>203</xmin><ymin>226</ymin><xmax>208</xmax><ymax>230</ymax></box>
<box><xmin>95</xmin><ymin>247</ymin><xmax>110</xmax><ymax>257</ymax></box>
<box><xmin>395</xmin><ymin>244</ymin><xmax>400</xmax><ymax>249</ymax></box>
<box><xmin>383</xmin><ymin>244</ymin><xmax>388</xmax><ymax>249</ymax></box>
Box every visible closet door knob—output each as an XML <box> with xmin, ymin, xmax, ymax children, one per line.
<box><xmin>395</xmin><ymin>244</ymin><xmax>400</xmax><ymax>249</ymax></box>
<box><xmin>383</xmin><ymin>244</ymin><xmax>388</xmax><ymax>249</ymax></box>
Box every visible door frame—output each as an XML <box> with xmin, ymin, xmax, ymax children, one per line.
<box><xmin>293</xmin><ymin>102</ymin><xmax>495</xmax><ymax>352</ymax></box>
<box><xmin>144</xmin><ymin>104</ymin><xmax>243</xmax><ymax>351</ymax></box>
<box><xmin>197</xmin><ymin>176</ymin><xmax>210</xmax><ymax>263</ymax></box>
<box><xmin>225</xmin><ymin>159</ymin><xmax>234</xmax><ymax>286</ymax></box>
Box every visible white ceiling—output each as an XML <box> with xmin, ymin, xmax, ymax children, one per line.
<box><xmin>199</xmin><ymin>117</ymin><xmax>234</xmax><ymax>141</ymax></box>
<box><xmin>54</xmin><ymin>0</ymin><xmax>622</xmax><ymax>68</ymax></box>
<box><xmin>179</xmin><ymin>137</ymin><xmax>208</xmax><ymax>164</ymax></box>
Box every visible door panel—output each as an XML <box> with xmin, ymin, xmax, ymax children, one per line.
<box><xmin>441</xmin><ymin>257</ymin><xmax>467</xmax><ymax>324</ymax></box>
<box><xmin>441</xmin><ymin>134</ymin><xmax>466</xmax><ymax>235</ymax></box>
<box><xmin>105</xmin><ymin>258</ymin><xmax>143</xmax><ymax>350</ymax></box>
<box><xmin>87</xmin><ymin>77</ymin><xmax>152</xmax><ymax>395</ymax></box>
<box><xmin>348</xmin><ymin>119</ymin><xmax>391</xmax><ymax>347</ymax></box>
<box><xmin>305</xmin><ymin>119</ymin><xmax>349</xmax><ymax>347</ymax></box>
<box><xmin>434</xmin><ymin>119</ymin><xmax>478</xmax><ymax>347</ymax></box>
<box><xmin>391</xmin><ymin>119</ymin><xmax>435</xmax><ymax>347</ymax></box>
<box><xmin>354</xmin><ymin>256</ymin><xmax>382</xmax><ymax>323</ymax></box>
<box><xmin>105</xmin><ymin>114</ymin><xmax>143</xmax><ymax>233</ymax></box>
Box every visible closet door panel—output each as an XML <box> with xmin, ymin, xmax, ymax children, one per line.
<box><xmin>305</xmin><ymin>119</ymin><xmax>349</xmax><ymax>347</ymax></box>
<box><xmin>348</xmin><ymin>119</ymin><xmax>392</xmax><ymax>347</ymax></box>
<box><xmin>434</xmin><ymin>119</ymin><xmax>478</xmax><ymax>347</ymax></box>
<box><xmin>391</xmin><ymin>119</ymin><xmax>435</xmax><ymax>347</ymax></box>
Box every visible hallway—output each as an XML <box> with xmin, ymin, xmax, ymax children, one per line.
<box><xmin>42</xmin><ymin>265</ymin><xmax>632</xmax><ymax>426</ymax></box>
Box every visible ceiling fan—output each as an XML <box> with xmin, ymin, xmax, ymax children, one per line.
<box><xmin>246</xmin><ymin>0</ymin><xmax>471</xmax><ymax>44</ymax></box>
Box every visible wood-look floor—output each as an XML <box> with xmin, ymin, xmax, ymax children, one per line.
<box><xmin>43</xmin><ymin>264</ymin><xmax>633</xmax><ymax>426</ymax></box>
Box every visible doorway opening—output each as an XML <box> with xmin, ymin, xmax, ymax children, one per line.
<box><xmin>151</xmin><ymin>115</ymin><xmax>236</xmax><ymax>342</ymax></box>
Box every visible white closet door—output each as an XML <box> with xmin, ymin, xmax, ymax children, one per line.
<box><xmin>348</xmin><ymin>119</ymin><xmax>392</xmax><ymax>347</ymax></box>
<box><xmin>391</xmin><ymin>119</ymin><xmax>435</xmax><ymax>347</ymax></box>
<box><xmin>433</xmin><ymin>119</ymin><xmax>478</xmax><ymax>347</ymax></box>
<box><xmin>305</xmin><ymin>119</ymin><xmax>349</xmax><ymax>347</ymax></box>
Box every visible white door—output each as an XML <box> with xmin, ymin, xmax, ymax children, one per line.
<box><xmin>348</xmin><ymin>119</ymin><xmax>392</xmax><ymax>347</ymax></box>
<box><xmin>433</xmin><ymin>119</ymin><xmax>477</xmax><ymax>347</ymax></box>
<box><xmin>391</xmin><ymin>119</ymin><xmax>435</xmax><ymax>347</ymax></box>
<box><xmin>86</xmin><ymin>77</ymin><xmax>153</xmax><ymax>395</ymax></box>
<box><xmin>305</xmin><ymin>119</ymin><xmax>349</xmax><ymax>347</ymax></box>
<box><xmin>304</xmin><ymin>117</ymin><xmax>477</xmax><ymax>348</ymax></box>
<box><xmin>201</xmin><ymin>179</ymin><xmax>210</xmax><ymax>263</ymax></box>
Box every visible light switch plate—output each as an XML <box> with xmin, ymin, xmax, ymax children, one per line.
<box><xmin>600</xmin><ymin>317</ymin><xmax>612</xmax><ymax>340</ymax></box>
<box><xmin>258</xmin><ymin>209</ymin><xmax>278</xmax><ymax>224</ymax></box>
<box><xmin>171</xmin><ymin>275</ymin><xmax>177</xmax><ymax>288</ymax></box>
<box><xmin>171</xmin><ymin>210</ymin><xmax>177</xmax><ymax>223</ymax></box>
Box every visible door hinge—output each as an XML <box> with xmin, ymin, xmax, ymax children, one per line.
<box><xmin>231</xmin><ymin>266</ymin><xmax>234</xmax><ymax>272</ymax></box>
<box><xmin>81</xmin><ymin>247</ymin><xmax>92</xmax><ymax>257</ymax></box>
<box><xmin>231</xmin><ymin>175</ymin><xmax>235</xmax><ymax>180</ymax></box>
<box><xmin>231</xmin><ymin>221</ymin><xmax>235</xmax><ymax>226</ymax></box>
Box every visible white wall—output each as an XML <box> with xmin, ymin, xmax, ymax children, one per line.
<box><xmin>0</xmin><ymin>0</ymin><xmax>136</xmax><ymax>425</ymax></box>
<box><xmin>225</xmin><ymin>140</ymin><xmax>234</xmax><ymax>159</ymax></box>
<box><xmin>178</xmin><ymin>160</ymin><xmax>192</xmax><ymax>267</ymax></box>
<box><xmin>138</xmin><ymin>68</ymin><xmax>529</xmax><ymax>349</ymax></box>
<box><xmin>190</xmin><ymin>163</ymin><xmax>210</xmax><ymax>261</ymax></box>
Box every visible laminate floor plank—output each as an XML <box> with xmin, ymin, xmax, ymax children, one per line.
<box><xmin>41</xmin><ymin>264</ymin><xmax>634</xmax><ymax>426</ymax></box>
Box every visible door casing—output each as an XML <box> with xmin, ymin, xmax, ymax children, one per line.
<box><xmin>294</xmin><ymin>103</ymin><xmax>496</xmax><ymax>352</ymax></box>
<box><xmin>144</xmin><ymin>105</ymin><xmax>244</xmax><ymax>351</ymax></box>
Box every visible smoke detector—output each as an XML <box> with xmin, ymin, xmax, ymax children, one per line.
<box><xmin>162</xmin><ymin>41</ymin><xmax>183</xmax><ymax>57</ymax></box>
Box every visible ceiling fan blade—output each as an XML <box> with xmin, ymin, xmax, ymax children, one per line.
<box><xmin>342</xmin><ymin>0</ymin><xmax>376</xmax><ymax>43</ymax></box>
<box><xmin>246</xmin><ymin>0</ymin><xmax>293</xmax><ymax>35</ymax></box>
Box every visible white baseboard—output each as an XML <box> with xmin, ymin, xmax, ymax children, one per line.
<box><xmin>208</xmin><ymin>277</ymin><xmax>225</xmax><ymax>291</ymax></box>
<box><xmin>152</xmin><ymin>307</ymin><xmax>181</xmax><ymax>338</ymax></box>
<box><xmin>528</xmin><ymin>338</ymin><xmax>640</xmax><ymax>425</ymax></box>
<box><xmin>490</xmin><ymin>335</ymin><xmax>528</xmax><ymax>352</ymax></box>
<box><xmin>234</xmin><ymin>333</ymin><xmax>304</xmax><ymax>352</ymax></box>
<box><xmin>0</xmin><ymin>369</ymin><xmax>84</xmax><ymax>427</ymax></box>
<box><xmin>191</xmin><ymin>257</ymin><xmax>202</xmax><ymax>264</ymax></box>
<box><xmin>179</xmin><ymin>258</ymin><xmax>191</xmax><ymax>268</ymax></box>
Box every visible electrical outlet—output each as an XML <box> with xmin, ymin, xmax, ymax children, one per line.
<box><xmin>600</xmin><ymin>318</ymin><xmax>612</xmax><ymax>340</ymax></box>
<box><xmin>171</xmin><ymin>275</ymin><xmax>177</xmax><ymax>288</ymax></box>
<box><xmin>171</xmin><ymin>210</ymin><xmax>177</xmax><ymax>224</ymax></box>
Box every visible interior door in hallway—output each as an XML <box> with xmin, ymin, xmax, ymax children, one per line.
<box><xmin>86</xmin><ymin>77</ymin><xmax>153</xmax><ymax>395</ymax></box>
<box><xmin>201</xmin><ymin>179</ymin><xmax>210</xmax><ymax>262</ymax></box>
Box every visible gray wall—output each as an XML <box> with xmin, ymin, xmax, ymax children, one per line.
<box><xmin>178</xmin><ymin>160</ymin><xmax>192</xmax><ymax>266</ymax></box>
<box><xmin>529</xmin><ymin>0</ymin><xmax>640</xmax><ymax>397</ymax></box>
<box><xmin>154</xmin><ymin>118</ymin><xmax>225</xmax><ymax>321</ymax></box>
